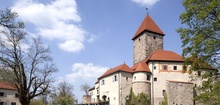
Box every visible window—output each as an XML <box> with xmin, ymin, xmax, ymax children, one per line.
<box><xmin>198</xmin><ymin>71</ymin><xmax>201</xmax><ymax>76</ymax></box>
<box><xmin>153</xmin><ymin>66</ymin><xmax>156</xmax><ymax>70</ymax></box>
<box><xmin>11</xmin><ymin>102</ymin><xmax>16</xmax><ymax>105</ymax></box>
<box><xmin>112</xmin><ymin>75</ymin><xmax>118</xmax><ymax>82</ymax></box>
<box><xmin>101</xmin><ymin>80</ymin><xmax>105</xmax><ymax>85</ymax></box>
<box><xmin>97</xmin><ymin>89</ymin><xmax>99</xmax><ymax>94</ymax></box>
<box><xmin>0</xmin><ymin>102</ymin><xmax>6</xmax><ymax>105</ymax></box>
<box><xmin>173</xmin><ymin>66</ymin><xmax>177</xmax><ymax>70</ymax></box>
<box><xmin>147</xmin><ymin>75</ymin><xmax>151</xmax><ymax>81</ymax></box>
<box><xmin>0</xmin><ymin>92</ymin><xmax>5</xmax><ymax>97</ymax></box>
<box><xmin>126</xmin><ymin>77</ymin><xmax>128</xmax><ymax>81</ymax></box>
<box><xmin>162</xmin><ymin>90</ymin><xmax>166</xmax><ymax>96</ymax></box>
<box><xmin>14</xmin><ymin>93</ymin><xmax>18</xmax><ymax>98</ymax></box>
<box><xmin>154</xmin><ymin>77</ymin><xmax>157</xmax><ymax>81</ymax></box>
<box><xmin>163</xmin><ymin>65</ymin><xmax>167</xmax><ymax>70</ymax></box>
<box><xmin>153</xmin><ymin>36</ymin><xmax>156</xmax><ymax>39</ymax></box>
<box><xmin>134</xmin><ymin>76</ymin><xmax>136</xmax><ymax>80</ymax></box>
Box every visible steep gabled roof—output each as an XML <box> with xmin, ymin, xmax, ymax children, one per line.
<box><xmin>146</xmin><ymin>50</ymin><xmax>184</xmax><ymax>62</ymax></box>
<box><xmin>98</xmin><ymin>63</ymin><xmax>132</xmax><ymax>79</ymax></box>
<box><xmin>132</xmin><ymin>14</ymin><xmax>165</xmax><ymax>40</ymax></box>
<box><xmin>0</xmin><ymin>81</ymin><xmax>16</xmax><ymax>90</ymax></box>
<box><xmin>132</xmin><ymin>61</ymin><xmax>151</xmax><ymax>73</ymax></box>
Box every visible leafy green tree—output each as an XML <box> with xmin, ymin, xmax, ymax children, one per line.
<box><xmin>177</xmin><ymin>0</ymin><xmax>220</xmax><ymax>104</ymax></box>
<box><xmin>177</xmin><ymin>0</ymin><xmax>220</xmax><ymax>70</ymax></box>
<box><xmin>0</xmin><ymin>9</ymin><xmax>57</xmax><ymax>105</ymax></box>
<box><xmin>125</xmin><ymin>88</ymin><xmax>150</xmax><ymax>105</ymax></box>
<box><xmin>30</xmin><ymin>99</ymin><xmax>46</xmax><ymax>105</ymax></box>
<box><xmin>50</xmin><ymin>81</ymin><xmax>75</xmax><ymax>105</ymax></box>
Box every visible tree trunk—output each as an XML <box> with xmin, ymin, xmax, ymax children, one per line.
<box><xmin>19</xmin><ymin>97</ymin><xmax>30</xmax><ymax>105</ymax></box>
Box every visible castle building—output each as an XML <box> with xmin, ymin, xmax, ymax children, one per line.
<box><xmin>0</xmin><ymin>81</ymin><xmax>21</xmax><ymax>105</ymax></box>
<box><xmin>86</xmin><ymin>14</ymin><xmax>200</xmax><ymax>105</ymax></box>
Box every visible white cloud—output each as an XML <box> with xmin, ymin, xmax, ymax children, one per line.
<box><xmin>11</xmin><ymin>0</ymin><xmax>93</xmax><ymax>53</ymax></box>
<box><xmin>58</xmin><ymin>40</ymin><xmax>84</xmax><ymax>53</ymax></box>
<box><xmin>66</xmin><ymin>63</ymin><xmax>108</xmax><ymax>82</ymax></box>
<box><xmin>131</xmin><ymin>0</ymin><xmax>160</xmax><ymax>7</ymax></box>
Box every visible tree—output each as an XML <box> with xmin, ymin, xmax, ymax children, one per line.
<box><xmin>161</xmin><ymin>92</ymin><xmax>168</xmax><ymax>105</ymax></box>
<box><xmin>50</xmin><ymin>81</ymin><xmax>75</xmax><ymax>105</ymax></box>
<box><xmin>177</xmin><ymin>0</ymin><xmax>220</xmax><ymax>104</ymax></box>
<box><xmin>30</xmin><ymin>99</ymin><xmax>46</xmax><ymax>105</ymax></box>
<box><xmin>80</xmin><ymin>83</ymin><xmax>90</xmax><ymax>95</ymax></box>
<box><xmin>125</xmin><ymin>88</ymin><xmax>150</xmax><ymax>105</ymax></box>
<box><xmin>0</xmin><ymin>9</ymin><xmax>57</xmax><ymax>105</ymax></box>
<box><xmin>177</xmin><ymin>0</ymin><xmax>220</xmax><ymax>70</ymax></box>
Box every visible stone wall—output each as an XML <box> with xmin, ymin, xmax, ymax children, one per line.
<box><xmin>133</xmin><ymin>31</ymin><xmax>163</xmax><ymax>64</ymax></box>
<box><xmin>166</xmin><ymin>81</ymin><xmax>193</xmax><ymax>105</ymax></box>
<box><xmin>132</xmin><ymin>82</ymin><xmax>151</xmax><ymax>98</ymax></box>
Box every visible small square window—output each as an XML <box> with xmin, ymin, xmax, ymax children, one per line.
<box><xmin>154</xmin><ymin>77</ymin><xmax>157</xmax><ymax>81</ymax></box>
<box><xmin>173</xmin><ymin>66</ymin><xmax>177</xmax><ymax>70</ymax></box>
<box><xmin>163</xmin><ymin>65</ymin><xmax>167</xmax><ymax>70</ymax></box>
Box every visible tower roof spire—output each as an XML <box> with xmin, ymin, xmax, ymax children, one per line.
<box><xmin>132</xmin><ymin>14</ymin><xmax>165</xmax><ymax>40</ymax></box>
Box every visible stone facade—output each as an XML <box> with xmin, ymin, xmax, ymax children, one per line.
<box><xmin>133</xmin><ymin>31</ymin><xmax>163</xmax><ymax>64</ymax></box>
<box><xmin>166</xmin><ymin>81</ymin><xmax>193</xmax><ymax>105</ymax></box>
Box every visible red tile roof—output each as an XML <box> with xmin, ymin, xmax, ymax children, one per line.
<box><xmin>146</xmin><ymin>50</ymin><xmax>184</xmax><ymax>62</ymax></box>
<box><xmin>98</xmin><ymin>63</ymin><xmax>133</xmax><ymax>79</ymax></box>
<box><xmin>132</xmin><ymin>61</ymin><xmax>151</xmax><ymax>73</ymax></box>
<box><xmin>0</xmin><ymin>81</ymin><xmax>16</xmax><ymax>90</ymax></box>
<box><xmin>132</xmin><ymin>14</ymin><xmax>165</xmax><ymax>40</ymax></box>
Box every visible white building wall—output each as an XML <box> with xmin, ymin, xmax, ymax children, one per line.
<box><xmin>148</xmin><ymin>61</ymin><xmax>191</xmax><ymax>105</ymax></box>
<box><xmin>99</xmin><ymin>73</ymin><xmax>119</xmax><ymax>105</ymax></box>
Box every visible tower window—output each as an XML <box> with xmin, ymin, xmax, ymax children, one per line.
<box><xmin>147</xmin><ymin>75</ymin><xmax>151</xmax><ymax>81</ymax></box>
<box><xmin>154</xmin><ymin>77</ymin><xmax>157</xmax><ymax>81</ymax></box>
<box><xmin>153</xmin><ymin>66</ymin><xmax>156</xmax><ymax>70</ymax></box>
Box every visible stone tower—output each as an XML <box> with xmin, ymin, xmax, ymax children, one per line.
<box><xmin>132</xmin><ymin>61</ymin><xmax>151</xmax><ymax>104</ymax></box>
<box><xmin>132</xmin><ymin>14</ymin><xmax>165</xmax><ymax>64</ymax></box>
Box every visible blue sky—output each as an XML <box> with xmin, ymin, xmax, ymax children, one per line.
<box><xmin>1</xmin><ymin>0</ymin><xmax>185</xmax><ymax>102</ymax></box>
